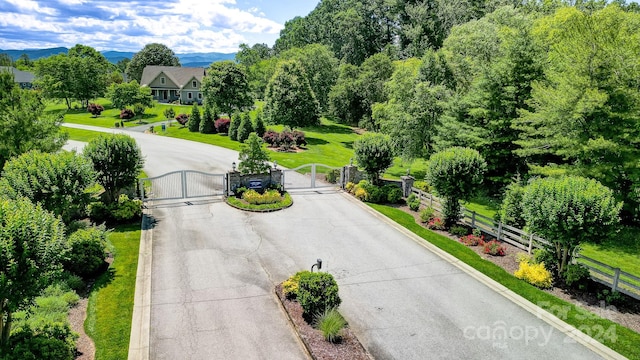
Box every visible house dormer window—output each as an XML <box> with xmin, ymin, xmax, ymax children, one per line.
<box><xmin>161</xmin><ymin>77</ymin><xmax>165</xmax><ymax>85</ymax></box>
<box><xmin>192</xmin><ymin>80</ymin><xmax>197</xmax><ymax>88</ymax></box>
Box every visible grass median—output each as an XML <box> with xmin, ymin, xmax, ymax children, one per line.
<box><xmin>84</xmin><ymin>223</ymin><xmax>141</xmax><ymax>360</ymax></box>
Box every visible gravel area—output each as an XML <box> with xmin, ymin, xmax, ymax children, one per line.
<box><xmin>69</xmin><ymin>298</ymin><xmax>95</xmax><ymax>360</ymax></box>
<box><xmin>275</xmin><ymin>284</ymin><xmax>372</xmax><ymax>360</ymax></box>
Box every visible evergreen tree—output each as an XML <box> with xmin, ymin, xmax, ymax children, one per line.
<box><xmin>237</xmin><ymin>112</ymin><xmax>254</xmax><ymax>143</ymax></box>
<box><xmin>253</xmin><ymin>110</ymin><xmax>266</xmax><ymax>137</ymax></box>
<box><xmin>188</xmin><ymin>103</ymin><xmax>201</xmax><ymax>132</ymax></box>
<box><xmin>200</xmin><ymin>103</ymin><xmax>217</xmax><ymax>134</ymax></box>
<box><xmin>264</xmin><ymin>60</ymin><xmax>320</xmax><ymax>127</ymax></box>
<box><xmin>228</xmin><ymin>112</ymin><xmax>240</xmax><ymax>141</ymax></box>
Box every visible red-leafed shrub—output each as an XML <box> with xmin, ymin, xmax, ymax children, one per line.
<box><xmin>175</xmin><ymin>113</ymin><xmax>189</xmax><ymax>126</ymax></box>
<box><xmin>459</xmin><ymin>234</ymin><xmax>485</xmax><ymax>246</ymax></box>
<box><xmin>214</xmin><ymin>117</ymin><xmax>230</xmax><ymax>133</ymax></box>
<box><xmin>483</xmin><ymin>240</ymin><xmax>506</xmax><ymax>256</ymax></box>
<box><xmin>120</xmin><ymin>108</ymin><xmax>135</xmax><ymax>119</ymax></box>
<box><xmin>426</xmin><ymin>217</ymin><xmax>445</xmax><ymax>230</ymax></box>
<box><xmin>262</xmin><ymin>129</ymin><xmax>279</xmax><ymax>146</ymax></box>
<box><xmin>87</xmin><ymin>103</ymin><xmax>104</xmax><ymax>117</ymax></box>
<box><xmin>291</xmin><ymin>130</ymin><xmax>307</xmax><ymax>147</ymax></box>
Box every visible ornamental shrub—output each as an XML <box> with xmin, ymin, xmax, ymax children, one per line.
<box><xmin>237</xmin><ymin>112</ymin><xmax>254</xmax><ymax>143</ymax></box>
<box><xmin>63</xmin><ymin>227</ymin><xmax>108</xmax><ymax>278</ymax></box>
<box><xmin>450</xmin><ymin>225</ymin><xmax>468</xmax><ymax>237</ymax></box>
<box><xmin>282</xmin><ymin>271</ymin><xmax>310</xmax><ymax>299</ymax></box>
<box><xmin>163</xmin><ymin>107</ymin><xmax>175</xmax><ymax>120</ymax></box>
<box><xmin>120</xmin><ymin>108</ymin><xmax>135</xmax><ymax>119</ymax></box>
<box><xmin>419</xmin><ymin>207</ymin><xmax>435</xmax><ymax>223</ymax></box>
<box><xmin>514</xmin><ymin>261</ymin><xmax>553</xmax><ymax>288</ymax></box>
<box><xmin>228</xmin><ymin>114</ymin><xmax>240</xmax><ymax>141</ymax></box>
<box><xmin>242</xmin><ymin>189</ymin><xmax>282</xmax><ymax>205</ymax></box>
<box><xmin>483</xmin><ymin>240</ymin><xmax>506</xmax><ymax>256</ymax></box>
<box><xmin>175</xmin><ymin>113</ymin><xmax>189</xmax><ymax>126</ymax></box>
<box><xmin>499</xmin><ymin>182</ymin><xmax>526</xmax><ymax>228</ymax></box>
<box><xmin>188</xmin><ymin>103</ymin><xmax>201</xmax><ymax>132</ymax></box>
<box><xmin>459</xmin><ymin>234</ymin><xmax>485</xmax><ymax>246</ymax></box>
<box><xmin>407</xmin><ymin>193</ymin><xmax>421</xmax><ymax>211</ymax></box>
<box><xmin>214</xmin><ymin>117</ymin><xmax>230</xmax><ymax>133</ymax></box>
<box><xmin>386</xmin><ymin>186</ymin><xmax>403</xmax><ymax>204</ymax></box>
<box><xmin>200</xmin><ymin>104</ymin><xmax>217</xmax><ymax>134</ymax></box>
<box><xmin>353</xmin><ymin>133</ymin><xmax>394</xmax><ymax>185</ymax></box>
<box><xmin>563</xmin><ymin>263</ymin><xmax>591</xmax><ymax>288</ymax></box>
<box><xmin>297</xmin><ymin>272</ymin><xmax>341</xmax><ymax>322</ymax></box>
<box><xmin>345</xmin><ymin>182</ymin><xmax>356</xmax><ymax>193</ymax></box>
<box><xmin>354</xmin><ymin>187</ymin><xmax>368</xmax><ymax>201</ymax></box>
<box><xmin>314</xmin><ymin>308</ymin><xmax>346</xmax><ymax>343</ymax></box>
<box><xmin>427</xmin><ymin>217</ymin><xmax>445</xmax><ymax>230</ymax></box>
<box><xmin>262</xmin><ymin>129</ymin><xmax>279</xmax><ymax>146</ymax></box>
<box><xmin>254</xmin><ymin>111</ymin><xmax>266</xmax><ymax>137</ymax></box>
<box><xmin>326</xmin><ymin>169</ymin><xmax>340</xmax><ymax>184</ymax></box>
<box><xmin>87</xmin><ymin>103</ymin><xmax>104</xmax><ymax>117</ymax></box>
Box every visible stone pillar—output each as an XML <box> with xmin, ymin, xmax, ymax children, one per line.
<box><xmin>270</xmin><ymin>169</ymin><xmax>283</xmax><ymax>190</ymax></box>
<box><xmin>344</xmin><ymin>165</ymin><xmax>359</xmax><ymax>185</ymax></box>
<box><xmin>401</xmin><ymin>176</ymin><xmax>415</xmax><ymax>198</ymax></box>
<box><xmin>227</xmin><ymin>171</ymin><xmax>241</xmax><ymax>195</ymax></box>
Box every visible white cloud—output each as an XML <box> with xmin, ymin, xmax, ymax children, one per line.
<box><xmin>5</xmin><ymin>0</ymin><xmax>57</xmax><ymax>15</ymax></box>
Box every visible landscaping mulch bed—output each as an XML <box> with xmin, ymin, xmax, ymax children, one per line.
<box><xmin>275</xmin><ymin>284</ymin><xmax>372</xmax><ymax>360</ymax></box>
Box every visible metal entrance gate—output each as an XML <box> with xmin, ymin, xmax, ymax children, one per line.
<box><xmin>282</xmin><ymin>164</ymin><xmax>343</xmax><ymax>190</ymax></box>
<box><xmin>139</xmin><ymin>170</ymin><xmax>226</xmax><ymax>201</ymax></box>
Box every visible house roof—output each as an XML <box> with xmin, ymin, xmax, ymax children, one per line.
<box><xmin>0</xmin><ymin>66</ymin><xmax>35</xmax><ymax>83</ymax></box>
<box><xmin>140</xmin><ymin>66</ymin><xmax>205</xmax><ymax>89</ymax></box>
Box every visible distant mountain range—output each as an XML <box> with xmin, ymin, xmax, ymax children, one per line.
<box><xmin>0</xmin><ymin>47</ymin><xmax>236</xmax><ymax>67</ymax></box>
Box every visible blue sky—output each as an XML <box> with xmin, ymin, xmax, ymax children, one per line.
<box><xmin>0</xmin><ymin>0</ymin><xmax>319</xmax><ymax>53</ymax></box>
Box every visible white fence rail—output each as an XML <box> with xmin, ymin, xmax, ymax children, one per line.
<box><xmin>410</xmin><ymin>188</ymin><xmax>640</xmax><ymax>301</ymax></box>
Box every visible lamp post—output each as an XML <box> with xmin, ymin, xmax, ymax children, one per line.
<box><xmin>232</xmin><ymin>162</ymin><xmax>236</xmax><ymax>172</ymax></box>
<box><xmin>310</xmin><ymin>258</ymin><xmax>322</xmax><ymax>272</ymax></box>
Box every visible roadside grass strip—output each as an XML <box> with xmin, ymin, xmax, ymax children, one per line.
<box><xmin>368</xmin><ymin>204</ymin><xmax>640</xmax><ymax>360</ymax></box>
<box><xmin>85</xmin><ymin>224</ymin><xmax>141</xmax><ymax>360</ymax></box>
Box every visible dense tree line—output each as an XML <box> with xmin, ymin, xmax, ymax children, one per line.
<box><xmin>238</xmin><ymin>1</ymin><xmax>640</xmax><ymax>223</ymax></box>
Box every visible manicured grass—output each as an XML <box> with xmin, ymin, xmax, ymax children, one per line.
<box><xmin>580</xmin><ymin>227</ymin><xmax>640</xmax><ymax>280</ymax></box>
<box><xmin>368</xmin><ymin>203</ymin><xmax>640</xmax><ymax>360</ymax></box>
<box><xmin>85</xmin><ymin>223</ymin><xmax>141</xmax><ymax>360</ymax></box>
<box><xmin>160</xmin><ymin>117</ymin><xmax>358</xmax><ymax>171</ymax></box>
<box><xmin>64</xmin><ymin>127</ymin><xmax>105</xmax><ymax>142</ymax></box>
<box><xmin>47</xmin><ymin>98</ymin><xmax>190</xmax><ymax>129</ymax></box>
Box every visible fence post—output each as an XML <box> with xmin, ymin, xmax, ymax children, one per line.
<box><xmin>528</xmin><ymin>233</ymin><xmax>534</xmax><ymax>254</ymax></box>
<box><xmin>311</xmin><ymin>164</ymin><xmax>316</xmax><ymax>188</ymax></box>
<box><xmin>429</xmin><ymin>194</ymin><xmax>433</xmax><ymax>208</ymax></box>
<box><xmin>471</xmin><ymin>211</ymin><xmax>476</xmax><ymax>228</ymax></box>
<box><xmin>612</xmin><ymin>268</ymin><xmax>621</xmax><ymax>292</ymax></box>
<box><xmin>181</xmin><ymin>170</ymin><xmax>187</xmax><ymax>198</ymax></box>
<box><xmin>497</xmin><ymin>222</ymin><xmax>502</xmax><ymax>241</ymax></box>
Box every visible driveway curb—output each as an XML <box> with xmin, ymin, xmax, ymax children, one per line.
<box><xmin>128</xmin><ymin>210</ymin><xmax>154</xmax><ymax>360</ymax></box>
<box><xmin>340</xmin><ymin>192</ymin><xmax>626</xmax><ymax>360</ymax></box>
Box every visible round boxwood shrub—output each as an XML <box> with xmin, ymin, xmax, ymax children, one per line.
<box><xmin>63</xmin><ymin>227</ymin><xmax>108</xmax><ymax>278</ymax></box>
<box><xmin>297</xmin><ymin>272</ymin><xmax>341</xmax><ymax>322</ymax></box>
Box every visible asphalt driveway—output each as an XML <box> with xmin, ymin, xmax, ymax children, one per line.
<box><xmin>63</xmin><ymin>124</ymin><xmax>620</xmax><ymax>360</ymax></box>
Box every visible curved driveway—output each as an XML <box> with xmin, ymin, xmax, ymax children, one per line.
<box><xmin>64</xmin><ymin>125</ymin><xmax>619</xmax><ymax>360</ymax></box>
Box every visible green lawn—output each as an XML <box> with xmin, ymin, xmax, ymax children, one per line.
<box><xmin>369</xmin><ymin>204</ymin><xmax>640</xmax><ymax>360</ymax></box>
<box><xmin>64</xmin><ymin>127</ymin><xmax>105</xmax><ymax>142</ymax></box>
<box><xmin>85</xmin><ymin>223</ymin><xmax>140</xmax><ymax>360</ymax></box>
<box><xmin>46</xmin><ymin>98</ymin><xmax>189</xmax><ymax>129</ymax></box>
<box><xmin>580</xmin><ymin>227</ymin><xmax>640</xmax><ymax>282</ymax></box>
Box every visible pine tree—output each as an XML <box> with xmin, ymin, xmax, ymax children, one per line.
<box><xmin>188</xmin><ymin>103</ymin><xmax>201</xmax><ymax>132</ymax></box>
<box><xmin>237</xmin><ymin>112</ymin><xmax>254</xmax><ymax>143</ymax></box>
<box><xmin>254</xmin><ymin>110</ymin><xmax>266</xmax><ymax>137</ymax></box>
<box><xmin>200</xmin><ymin>103</ymin><xmax>217</xmax><ymax>134</ymax></box>
<box><xmin>228</xmin><ymin>112</ymin><xmax>240</xmax><ymax>141</ymax></box>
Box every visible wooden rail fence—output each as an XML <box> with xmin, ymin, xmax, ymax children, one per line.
<box><xmin>410</xmin><ymin>188</ymin><xmax>640</xmax><ymax>301</ymax></box>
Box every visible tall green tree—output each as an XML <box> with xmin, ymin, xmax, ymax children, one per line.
<box><xmin>201</xmin><ymin>61</ymin><xmax>252</xmax><ymax>119</ymax></box>
<box><xmin>353</xmin><ymin>133</ymin><xmax>394</xmax><ymax>185</ymax></box>
<box><xmin>264</xmin><ymin>60</ymin><xmax>320</xmax><ymax>127</ymax></box>
<box><xmin>0</xmin><ymin>198</ymin><xmax>67</xmax><ymax>350</ymax></box>
<box><xmin>237</xmin><ymin>112</ymin><xmax>254</xmax><ymax>143</ymax></box>
<box><xmin>328</xmin><ymin>63</ymin><xmax>362</xmax><ymax>125</ymax></box>
<box><xmin>426</xmin><ymin>147</ymin><xmax>487</xmax><ymax>227</ymax></box>
<box><xmin>522</xmin><ymin>176</ymin><xmax>621</xmax><ymax>273</ymax></box>
<box><xmin>106</xmin><ymin>80</ymin><xmax>153</xmax><ymax>110</ymax></box>
<box><xmin>278</xmin><ymin>44</ymin><xmax>340</xmax><ymax>110</ymax></box>
<box><xmin>238</xmin><ymin>133</ymin><xmax>271</xmax><ymax>175</ymax></box>
<box><xmin>199</xmin><ymin>103</ymin><xmax>216</xmax><ymax>134</ymax></box>
<box><xmin>125</xmin><ymin>43</ymin><xmax>180</xmax><ymax>82</ymax></box>
<box><xmin>0</xmin><ymin>150</ymin><xmax>97</xmax><ymax>224</ymax></box>
<box><xmin>0</xmin><ymin>76</ymin><xmax>68</xmax><ymax>169</ymax></box>
<box><xmin>236</xmin><ymin>43</ymin><xmax>273</xmax><ymax>68</ymax></box>
<box><xmin>514</xmin><ymin>5</ymin><xmax>640</xmax><ymax>220</ymax></box>
<box><xmin>34</xmin><ymin>44</ymin><xmax>112</xmax><ymax>108</ymax></box>
<box><xmin>188</xmin><ymin>103</ymin><xmax>201</xmax><ymax>132</ymax></box>
<box><xmin>83</xmin><ymin>134</ymin><xmax>144</xmax><ymax>204</ymax></box>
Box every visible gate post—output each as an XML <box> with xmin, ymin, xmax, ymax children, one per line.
<box><xmin>311</xmin><ymin>164</ymin><xmax>316</xmax><ymax>188</ymax></box>
<box><xmin>181</xmin><ymin>170</ymin><xmax>187</xmax><ymax>198</ymax></box>
<box><xmin>401</xmin><ymin>175</ymin><xmax>415</xmax><ymax>198</ymax></box>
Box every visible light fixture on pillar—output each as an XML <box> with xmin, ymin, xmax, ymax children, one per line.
<box><xmin>273</xmin><ymin>161</ymin><xmax>278</xmax><ymax>169</ymax></box>
<box><xmin>232</xmin><ymin>162</ymin><xmax>236</xmax><ymax>171</ymax></box>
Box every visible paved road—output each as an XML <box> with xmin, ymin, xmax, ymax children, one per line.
<box><xmin>64</xmin><ymin>124</ymin><xmax>618</xmax><ymax>360</ymax></box>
